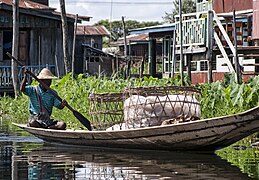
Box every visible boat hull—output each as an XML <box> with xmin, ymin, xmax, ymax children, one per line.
<box><xmin>13</xmin><ymin>106</ymin><xmax>259</xmax><ymax>151</ymax></box>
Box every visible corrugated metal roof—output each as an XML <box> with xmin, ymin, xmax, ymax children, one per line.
<box><xmin>110</xmin><ymin>33</ymin><xmax>149</xmax><ymax>46</ymax></box>
<box><xmin>0</xmin><ymin>0</ymin><xmax>54</xmax><ymax>10</ymax></box>
<box><xmin>0</xmin><ymin>0</ymin><xmax>91</xmax><ymax>21</ymax></box>
<box><xmin>76</xmin><ymin>26</ymin><xmax>110</xmax><ymax>36</ymax></box>
<box><xmin>82</xmin><ymin>44</ymin><xmax>115</xmax><ymax>57</ymax></box>
<box><xmin>52</xmin><ymin>12</ymin><xmax>91</xmax><ymax>21</ymax></box>
<box><xmin>129</xmin><ymin>24</ymin><xmax>175</xmax><ymax>35</ymax></box>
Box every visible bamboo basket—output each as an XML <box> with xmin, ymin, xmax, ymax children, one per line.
<box><xmin>88</xmin><ymin>86</ymin><xmax>201</xmax><ymax>130</ymax></box>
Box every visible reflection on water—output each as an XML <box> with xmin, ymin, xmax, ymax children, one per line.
<box><xmin>2</xmin><ymin>145</ymin><xmax>254</xmax><ymax>180</ymax></box>
<box><xmin>0</xmin><ymin>118</ymin><xmax>256</xmax><ymax>179</ymax></box>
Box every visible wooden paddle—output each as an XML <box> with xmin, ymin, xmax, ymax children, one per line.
<box><xmin>6</xmin><ymin>52</ymin><xmax>92</xmax><ymax>131</ymax></box>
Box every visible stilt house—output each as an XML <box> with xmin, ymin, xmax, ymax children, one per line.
<box><xmin>0</xmin><ymin>0</ymin><xmax>90</xmax><ymax>93</ymax></box>
<box><xmin>126</xmin><ymin>0</ymin><xmax>259</xmax><ymax>84</ymax></box>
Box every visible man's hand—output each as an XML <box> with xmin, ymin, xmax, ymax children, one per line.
<box><xmin>22</xmin><ymin>66</ymin><xmax>29</xmax><ymax>77</ymax></box>
<box><xmin>20</xmin><ymin>66</ymin><xmax>29</xmax><ymax>92</ymax></box>
<box><xmin>61</xmin><ymin>100</ymin><xmax>68</xmax><ymax>108</ymax></box>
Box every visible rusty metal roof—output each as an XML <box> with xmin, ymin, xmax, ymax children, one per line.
<box><xmin>0</xmin><ymin>0</ymin><xmax>91</xmax><ymax>21</ymax></box>
<box><xmin>0</xmin><ymin>0</ymin><xmax>55</xmax><ymax>10</ymax></box>
<box><xmin>76</xmin><ymin>26</ymin><xmax>110</xmax><ymax>36</ymax></box>
<box><xmin>111</xmin><ymin>34</ymin><xmax>149</xmax><ymax>46</ymax></box>
<box><xmin>52</xmin><ymin>12</ymin><xmax>92</xmax><ymax>22</ymax></box>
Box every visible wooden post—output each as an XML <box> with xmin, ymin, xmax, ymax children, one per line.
<box><xmin>12</xmin><ymin>0</ymin><xmax>19</xmax><ymax>97</ymax></box>
<box><xmin>233</xmin><ymin>10</ymin><xmax>241</xmax><ymax>84</ymax></box>
<box><xmin>83</xmin><ymin>47</ymin><xmax>87</xmax><ymax>72</ymax></box>
<box><xmin>171</xmin><ymin>29</ymin><xmax>176</xmax><ymax>78</ymax></box>
<box><xmin>149</xmin><ymin>39</ymin><xmax>156</xmax><ymax>77</ymax></box>
<box><xmin>122</xmin><ymin>16</ymin><xmax>127</xmax><ymax>59</ymax></box>
<box><xmin>59</xmin><ymin>0</ymin><xmax>71</xmax><ymax>74</ymax></box>
<box><xmin>207</xmin><ymin>10</ymin><xmax>214</xmax><ymax>83</ymax></box>
<box><xmin>179</xmin><ymin>0</ymin><xmax>184</xmax><ymax>86</ymax></box>
<box><xmin>247</xmin><ymin>16</ymin><xmax>252</xmax><ymax>46</ymax></box>
<box><xmin>116</xmin><ymin>56</ymin><xmax>119</xmax><ymax>73</ymax></box>
<box><xmin>111</xmin><ymin>57</ymin><xmax>115</xmax><ymax>75</ymax></box>
<box><xmin>186</xmin><ymin>55</ymin><xmax>192</xmax><ymax>83</ymax></box>
<box><xmin>140</xmin><ymin>56</ymin><xmax>144</xmax><ymax>78</ymax></box>
<box><xmin>55</xmin><ymin>37</ymin><xmax>60</xmax><ymax>78</ymax></box>
<box><xmin>127</xmin><ymin>41</ymin><xmax>132</xmax><ymax>77</ymax></box>
<box><xmin>109</xmin><ymin>0</ymin><xmax>113</xmax><ymax>44</ymax></box>
<box><xmin>122</xmin><ymin>16</ymin><xmax>129</xmax><ymax>78</ymax></box>
<box><xmin>72</xmin><ymin>14</ymin><xmax>78</xmax><ymax>78</ymax></box>
<box><xmin>12</xmin><ymin>144</ymin><xmax>18</xmax><ymax>180</ymax></box>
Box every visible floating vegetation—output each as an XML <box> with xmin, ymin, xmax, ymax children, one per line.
<box><xmin>1</xmin><ymin>73</ymin><xmax>259</xmax><ymax>129</ymax></box>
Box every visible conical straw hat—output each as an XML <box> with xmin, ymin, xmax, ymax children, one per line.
<box><xmin>37</xmin><ymin>68</ymin><xmax>56</xmax><ymax>79</ymax></box>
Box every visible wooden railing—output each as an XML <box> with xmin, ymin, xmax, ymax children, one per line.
<box><xmin>174</xmin><ymin>11</ymin><xmax>236</xmax><ymax>72</ymax></box>
<box><xmin>196</xmin><ymin>0</ymin><xmax>212</xmax><ymax>12</ymax></box>
<box><xmin>175</xmin><ymin>17</ymin><xmax>207</xmax><ymax>47</ymax></box>
<box><xmin>0</xmin><ymin>65</ymin><xmax>55</xmax><ymax>89</ymax></box>
<box><xmin>0</xmin><ymin>66</ymin><xmax>13</xmax><ymax>87</ymax></box>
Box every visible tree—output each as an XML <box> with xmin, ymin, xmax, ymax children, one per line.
<box><xmin>95</xmin><ymin>20</ymin><xmax>162</xmax><ymax>41</ymax></box>
<box><xmin>163</xmin><ymin>0</ymin><xmax>196</xmax><ymax>23</ymax></box>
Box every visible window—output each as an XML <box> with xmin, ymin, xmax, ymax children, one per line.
<box><xmin>3</xmin><ymin>31</ymin><xmax>12</xmax><ymax>60</ymax></box>
<box><xmin>191</xmin><ymin>61</ymin><xmax>197</xmax><ymax>71</ymax></box>
<box><xmin>175</xmin><ymin>61</ymin><xmax>180</xmax><ymax>72</ymax></box>
<box><xmin>200</xmin><ymin>61</ymin><xmax>208</xmax><ymax>71</ymax></box>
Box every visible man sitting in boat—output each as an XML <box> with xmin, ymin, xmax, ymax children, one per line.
<box><xmin>20</xmin><ymin>68</ymin><xmax>67</xmax><ymax>130</ymax></box>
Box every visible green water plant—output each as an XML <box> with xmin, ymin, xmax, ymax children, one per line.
<box><xmin>1</xmin><ymin>73</ymin><xmax>259</xmax><ymax>129</ymax></box>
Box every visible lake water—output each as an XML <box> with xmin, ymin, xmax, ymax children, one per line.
<box><xmin>1</xmin><ymin>117</ymin><xmax>258</xmax><ymax>180</ymax></box>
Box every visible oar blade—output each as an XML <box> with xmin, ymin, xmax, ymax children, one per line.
<box><xmin>73</xmin><ymin>111</ymin><xmax>92</xmax><ymax>131</ymax></box>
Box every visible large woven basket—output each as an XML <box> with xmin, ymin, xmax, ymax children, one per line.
<box><xmin>88</xmin><ymin>86</ymin><xmax>201</xmax><ymax>130</ymax></box>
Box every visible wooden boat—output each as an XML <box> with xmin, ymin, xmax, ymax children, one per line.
<box><xmin>13</xmin><ymin>106</ymin><xmax>259</xmax><ymax>151</ymax></box>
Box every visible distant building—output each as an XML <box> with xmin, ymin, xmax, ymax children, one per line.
<box><xmin>0</xmin><ymin>0</ymin><xmax>90</xmax><ymax>93</ymax></box>
<box><xmin>75</xmin><ymin>26</ymin><xmax>120</xmax><ymax>76</ymax></box>
<box><xmin>110</xmin><ymin>33</ymin><xmax>149</xmax><ymax>57</ymax></box>
<box><xmin>112</xmin><ymin>24</ymin><xmax>175</xmax><ymax>77</ymax></box>
<box><xmin>74</xmin><ymin>25</ymin><xmax>115</xmax><ymax>75</ymax></box>
<box><xmin>125</xmin><ymin>0</ymin><xmax>259</xmax><ymax>83</ymax></box>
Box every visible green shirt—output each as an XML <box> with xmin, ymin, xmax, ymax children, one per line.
<box><xmin>24</xmin><ymin>85</ymin><xmax>62</xmax><ymax>116</ymax></box>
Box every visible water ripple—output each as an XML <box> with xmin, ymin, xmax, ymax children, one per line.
<box><xmin>0</xmin><ymin>135</ymin><xmax>43</xmax><ymax>143</ymax></box>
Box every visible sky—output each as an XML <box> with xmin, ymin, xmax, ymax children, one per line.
<box><xmin>49</xmin><ymin>0</ymin><xmax>173</xmax><ymax>25</ymax></box>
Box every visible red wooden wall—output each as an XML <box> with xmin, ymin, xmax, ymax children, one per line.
<box><xmin>213</xmin><ymin>0</ymin><xmax>253</xmax><ymax>13</ymax></box>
